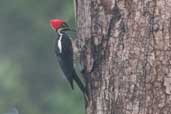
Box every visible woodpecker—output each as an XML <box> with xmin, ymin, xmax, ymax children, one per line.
<box><xmin>50</xmin><ymin>19</ymin><xmax>86</xmax><ymax>94</ymax></box>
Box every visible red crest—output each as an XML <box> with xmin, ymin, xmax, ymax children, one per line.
<box><xmin>50</xmin><ymin>19</ymin><xmax>64</xmax><ymax>31</ymax></box>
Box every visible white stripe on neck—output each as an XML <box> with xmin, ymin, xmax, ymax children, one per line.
<box><xmin>58</xmin><ymin>28</ymin><xmax>63</xmax><ymax>53</ymax></box>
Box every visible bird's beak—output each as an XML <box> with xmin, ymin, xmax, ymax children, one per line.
<box><xmin>68</xmin><ymin>28</ymin><xmax>76</xmax><ymax>32</ymax></box>
<box><xmin>63</xmin><ymin>23</ymin><xmax>76</xmax><ymax>32</ymax></box>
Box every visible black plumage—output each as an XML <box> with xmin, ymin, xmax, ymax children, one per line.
<box><xmin>55</xmin><ymin>30</ymin><xmax>85</xmax><ymax>93</ymax></box>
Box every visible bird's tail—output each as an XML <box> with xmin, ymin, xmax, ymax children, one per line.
<box><xmin>69</xmin><ymin>78</ymin><xmax>74</xmax><ymax>90</ymax></box>
<box><xmin>72</xmin><ymin>71</ymin><xmax>86</xmax><ymax>93</ymax></box>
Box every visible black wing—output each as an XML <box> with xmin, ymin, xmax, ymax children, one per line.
<box><xmin>55</xmin><ymin>33</ymin><xmax>86</xmax><ymax>93</ymax></box>
<box><xmin>55</xmin><ymin>33</ymin><xmax>74</xmax><ymax>89</ymax></box>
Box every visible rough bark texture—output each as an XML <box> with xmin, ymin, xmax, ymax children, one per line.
<box><xmin>75</xmin><ymin>0</ymin><xmax>171</xmax><ymax>114</ymax></box>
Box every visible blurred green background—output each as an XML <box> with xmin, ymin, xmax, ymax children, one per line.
<box><xmin>0</xmin><ymin>0</ymin><xmax>85</xmax><ymax>114</ymax></box>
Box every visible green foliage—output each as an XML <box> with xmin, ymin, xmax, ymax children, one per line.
<box><xmin>0</xmin><ymin>0</ymin><xmax>84</xmax><ymax>114</ymax></box>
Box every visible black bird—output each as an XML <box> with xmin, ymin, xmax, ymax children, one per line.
<box><xmin>50</xmin><ymin>19</ymin><xmax>86</xmax><ymax>94</ymax></box>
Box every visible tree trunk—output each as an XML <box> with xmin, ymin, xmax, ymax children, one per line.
<box><xmin>75</xmin><ymin>0</ymin><xmax>171</xmax><ymax>114</ymax></box>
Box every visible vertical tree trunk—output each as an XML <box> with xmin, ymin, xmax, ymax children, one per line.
<box><xmin>75</xmin><ymin>0</ymin><xmax>171</xmax><ymax>114</ymax></box>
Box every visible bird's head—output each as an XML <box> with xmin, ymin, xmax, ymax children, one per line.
<box><xmin>50</xmin><ymin>19</ymin><xmax>70</xmax><ymax>32</ymax></box>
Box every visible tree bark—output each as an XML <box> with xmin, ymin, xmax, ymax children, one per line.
<box><xmin>75</xmin><ymin>0</ymin><xmax>171</xmax><ymax>114</ymax></box>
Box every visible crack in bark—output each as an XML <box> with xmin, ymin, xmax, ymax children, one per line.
<box><xmin>76</xmin><ymin>0</ymin><xmax>171</xmax><ymax>114</ymax></box>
